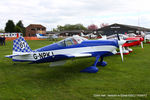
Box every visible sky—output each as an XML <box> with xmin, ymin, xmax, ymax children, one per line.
<box><xmin>0</xmin><ymin>0</ymin><xmax>150</xmax><ymax>31</ymax></box>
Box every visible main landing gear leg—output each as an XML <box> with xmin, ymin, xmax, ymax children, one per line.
<box><xmin>80</xmin><ymin>55</ymin><xmax>100</xmax><ymax>73</ymax></box>
<box><xmin>96</xmin><ymin>56</ymin><xmax>107</xmax><ymax>67</ymax></box>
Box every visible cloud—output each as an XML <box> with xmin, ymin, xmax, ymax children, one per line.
<box><xmin>0</xmin><ymin>0</ymin><xmax>150</xmax><ymax>30</ymax></box>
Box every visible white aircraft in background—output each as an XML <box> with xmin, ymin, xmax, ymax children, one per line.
<box><xmin>144</xmin><ymin>32</ymin><xmax>150</xmax><ymax>43</ymax></box>
<box><xmin>36</xmin><ymin>33</ymin><xmax>59</xmax><ymax>40</ymax></box>
<box><xmin>80</xmin><ymin>32</ymin><xmax>97</xmax><ymax>39</ymax></box>
<box><xmin>36</xmin><ymin>33</ymin><xmax>49</xmax><ymax>39</ymax></box>
<box><xmin>99</xmin><ymin>33</ymin><xmax>144</xmax><ymax>55</ymax></box>
<box><xmin>49</xmin><ymin>34</ymin><xmax>58</xmax><ymax>40</ymax></box>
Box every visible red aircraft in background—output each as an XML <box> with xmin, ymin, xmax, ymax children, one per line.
<box><xmin>104</xmin><ymin>34</ymin><xmax>144</xmax><ymax>55</ymax></box>
<box><xmin>118</xmin><ymin>36</ymin><xmax>144</xmax><ymax>55</ymax></box>
<box><xmin>123</xmin><ymin>36</ymin><xmax>144</xmax><ymax>48</ymax></box>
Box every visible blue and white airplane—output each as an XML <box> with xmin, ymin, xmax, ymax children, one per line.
<box><xmin>36</xmin><ymin>33</ymin><xmax>49</xmax><ymax>39</ymax></box>
<box><xmin>6</xmin><ymin>35</ymin><xmax>125</xmax><ymax>73</ymax></box>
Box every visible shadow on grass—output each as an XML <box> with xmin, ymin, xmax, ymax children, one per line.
<box><xmin>12</xmin><ymin>58</ymin><xmax>96</xmax><ymax>86</ymax></box>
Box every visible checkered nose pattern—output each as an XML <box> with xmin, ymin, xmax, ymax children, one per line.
<box><xmin>13</xmin><ymin>37</ymin><xmax>32</xmax><ymax>53</ymax></box>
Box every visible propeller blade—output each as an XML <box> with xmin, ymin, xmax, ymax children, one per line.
<box><xmin>116</xmin><ymin>33</ymin><xmax>120</xmax><ymax>40</ymax></box>
<box><xmin>119</xmin><ymin>45</ymin><xmax>124</xmax><ymax>62</ymax></box>
<box><xmin>118</xmin><ymin>40</ymin><xmax>126</xmax><ymax>62</ymax></box>
<box><xmin>141</xmin><ymin>41</ymin><xmax>143</xmax><ymax>48</ymax></box>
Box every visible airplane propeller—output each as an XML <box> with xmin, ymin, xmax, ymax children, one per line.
<box><xmin>119</xmin><ymin>45</ymin><xmax>124</xmax><ymax>62</ymax></box>
<box><xmin>116</xmin><ymin>33</ymin><xmax>126</xmax><ymax>62</ymax></box>
<box><xmin>118</xmin><ymin>40</ymin><xmax>126</xmax><ymax>62</ymax></box>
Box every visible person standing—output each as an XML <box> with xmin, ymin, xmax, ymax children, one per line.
<box><xmin>2</xmin><ymin>35</ymin><xmax>6</xmax><ymax>46</ymax></box>
<box><xmin>0</xmin><ymin>36</ymin><xmax>2</xmax><ymax>45</ymax></box>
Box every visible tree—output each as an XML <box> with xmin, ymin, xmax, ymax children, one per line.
<box><xmin>16</xmin><ymin>20</ymin><xmax>24</xmax><ymax>29</ymax></box>
<box><xmin>0</xmin><ymin>29</ymin><xmax>4</xmax><ymax>33</ymax></box>
<box><xmin>16</xmin><ymin>20</ymin><xmax>25</xmax><ymax>36</ymax></box>
<box><xmin>53</xmin><ymin>24</ymin><xmax>87</xmax><ymax>32</ymax></box>
<box><xmin>15</xmin><ymin>26</ymin><xmax>22</xmax><ymax>32</ymax></box>
<box><xmin>57</xmin><ymin>25</ymin><xmax>64</xmax><ymax>31</ymax></box>
<box><xmin>52</xmin><ymin>28</ymin><xmax>57</xmax><ymax>32</ymax></box>
<box><xmin>5</xmin><ymin>20</ymin><xmax>15</xmax><ymax>32</ymax></box>
<box><xmin>74</xmin><ymin>24</ymin><xmax>87</xmax><ymax>30</ymax></box>
<box><xmin>87</xmin><ymin>24</ymin><xmax>98</xmax><ymax>31</ymax></box>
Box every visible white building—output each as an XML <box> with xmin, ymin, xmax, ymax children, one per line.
<box><xmin>0</xmin><ymin>33</ymin><xmax>23</xmax><ymax>37</ymax></box>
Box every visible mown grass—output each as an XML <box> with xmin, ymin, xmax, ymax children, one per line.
<box><xmin>0</xmin><ymin>40</ymin><xmax>150</xmax><ymax>100</ymax></box>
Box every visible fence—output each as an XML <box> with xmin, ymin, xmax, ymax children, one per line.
<box><xmin>6</xmin><ymin>37</ymin><xmax>45</xmax><ymax>41</ymax></box>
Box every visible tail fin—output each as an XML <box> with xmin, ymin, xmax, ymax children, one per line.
<box><xmin>13</xmin><ymin>37</ymin><xmax>32</xmax><ymax>54</ymax></box>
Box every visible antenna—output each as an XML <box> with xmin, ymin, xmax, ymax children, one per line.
<box><xmin>138</xmin><ymin>10</ymin><xmax>141</xmax><ymax>35</ymax></box>
<box><xmin>138</xmin><ymin>16</ymin><xmax>140</xmax><ymax>27</ymax></box>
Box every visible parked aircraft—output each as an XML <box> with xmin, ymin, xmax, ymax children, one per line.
<box><xmin>49</xmin><ymin>34</ymin><xmax>59</xmax><ymax>41</ymax></box>
<box><xmin>5</xmin><ymin>35</ymin><xmax>126</xmax><ymax>73</ymax></box>
<box><xmin>105</xmin><ymin>34</ymin><xmax>144</xmax><ymax>55</ymax></box>
<box><xmin>144</xmin><ymin>32</ymin><xmax>150</xmax><ymax>43</ymax></box>
<box><xmin>36</xmin><ymin>33</ymin><xmax>59</xmax><ymax>41</ymax></box>
<box><xmin>36</xmin><ymin>33</ymin><xmax>49</xmax><ymax>39</ymax></box>
<box><xmin>145</xmin><ymin>34</ymin><xmax>150</xmax><ymax>43</ymax></box>
<box><xmin>80</xmin><ymin>32</ymin><xmax>97</xmax><ymax>39</ymax></box>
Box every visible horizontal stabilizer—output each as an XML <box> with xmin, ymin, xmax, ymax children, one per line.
<box><xmin>5</xmin><ymin>53</ymin><xmax>30</xmax><ymax>58</ymax></box>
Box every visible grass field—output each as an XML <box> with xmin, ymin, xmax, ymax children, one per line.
<box><xmin>0</xmin><ymin>40</ymin><xmax>150</xmax><ymax>100</ymax></box>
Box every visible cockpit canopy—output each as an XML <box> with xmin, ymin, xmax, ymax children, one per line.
<box><xmin>57</xmin><ymin>35</ymin><xmax>88</xmax><ymax>47</ymax></box>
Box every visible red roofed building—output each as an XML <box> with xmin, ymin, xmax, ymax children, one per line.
<box><xmin>25</xmin><ymin>24</ymin><xmax>46</xmax><ymax>37</ymax></box>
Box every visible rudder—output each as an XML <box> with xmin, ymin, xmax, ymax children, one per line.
<box><xmin>13</xmin><ymin>37</ymin><xmax>32</xmax><ymax>53</ymax></box>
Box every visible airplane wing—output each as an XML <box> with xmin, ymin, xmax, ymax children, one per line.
<box><xmin>70</xmin><ymin>53</ymin><xmax>92</xmax><ymax>58</ymax></box>
<box><xmin>49</xmin><ymin>53</ymin><xmax>92</xmax><ymax>67</ymax></box>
